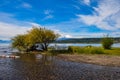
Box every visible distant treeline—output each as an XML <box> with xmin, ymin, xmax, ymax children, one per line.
<box><xmin>54</xmin><ymin>37</ymin><xmax>120</xmax><ymax>43</ymax></box>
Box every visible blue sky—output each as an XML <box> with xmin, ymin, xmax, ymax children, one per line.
<box><xmin>0</xmin><ymin>0</ymin><xmax>120</xmax><ymax>40</ymax></box>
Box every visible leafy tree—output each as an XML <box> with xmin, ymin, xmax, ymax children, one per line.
<box><xmin>27</xmin><ymin>27</ymin><xmax>59</xmax><ymax>51</ymax></box>
<box><xmin>102</xmin><ymin>35</ymin><xmax>113</xmax><ymax>49</ymax></box>
<box><xmin>12</xmin><ymin>34</ymin><xmax>28</xmax><ymax>51</ymax></box>
<box><xmin>12</xmin><ymin>27</ymin><xmax>59</xmax><ymax>52</ymax></box>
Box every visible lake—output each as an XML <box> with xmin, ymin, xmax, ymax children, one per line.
<box><xmin>0</xmin><ymin>43</ymin><xmax>120</xmax><ymax>80</ymax></box>
<box><xmin>50</xmin><ymin>43</ymin><xmax>120</xmax><ymax>47</ymax></box>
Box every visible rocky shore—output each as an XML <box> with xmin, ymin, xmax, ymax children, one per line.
<box><xmin>57</xmin><ymin>54</ymin><xmax>120</xmax><ymax>67</ymax></box>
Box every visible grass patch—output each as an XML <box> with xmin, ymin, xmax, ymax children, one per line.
<box><xmin>104</xmin><ymin>47</ymin><xmax>120</xmax><ymax>56</ymax></box>
<box><xmin>48</xmin><ymin>46</ymin><xmax>120</xmax><ymax>56</ymax></box>
<box><xmin>68</xmin><ymin>46</ymin><xmax>104</xmax><ymax>54</ymax></box>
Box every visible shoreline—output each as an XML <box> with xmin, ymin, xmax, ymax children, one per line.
<box><xmin>57</xmin><ymin>54</ymin><xmax>120</xmax><ymax>67</ymax></box>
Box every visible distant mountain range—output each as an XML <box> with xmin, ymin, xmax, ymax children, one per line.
<box><xmin>57</xmin><ymin>37</ymin><xmax>70</xmax><ymax>40</ymax></box>
<box><xmin>0</xmin><ymin>40</ymin><xmax>11</xmax><ymax>43</ymax></box>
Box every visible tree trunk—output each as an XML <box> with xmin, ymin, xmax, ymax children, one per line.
<box><xmin>41</xmin><ymin>43</ymin><xmax>48</xmax><ymax>51</ymax></box>
<box><xmin>44</xmin><ymin>43</ymin><xmax>48</xmax><ymax>51</ymax></box>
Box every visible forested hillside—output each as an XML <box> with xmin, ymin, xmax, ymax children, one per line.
<box><xmin>55</xmin><ymin>37</ymin><xmax>120</xmax><ymax>43</ymax></box>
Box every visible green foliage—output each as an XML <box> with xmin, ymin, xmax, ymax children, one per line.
<box><xmin>102</xmin><ymin>36</ymin><xmax>113</xmax><ymax>49</ymax></box>
<box><xmin>68</xmin><ymin>46</ymin><xmax>104</xmax><ymax>54</ymax></box>
<box><xmin>11</xmin><ymin>27</ymin><xmax>59</xmax><ymax>52</ymax></box>
<box><xmin>26</xmin><ymin>27</ymin><xmax>59</xmax><ymax>51</ymax></box>
<box><xmin>104</xmin><ymin>48</ymin><xmax>120</xmax><ymax>56</ymax></box>
<box><xmin>68</xmin><ymin>46</ymin><xmax>84</xmax><ymax>53</ymax></box>
<box><xmin>12</xmin><ymin>34</ymin><xmax>28</xmax><ymax>51</ymax></box>
<box><xmin>85</xmin><ymin>47</ymin><xmax>104</xmax><ymax>54</ymax></box>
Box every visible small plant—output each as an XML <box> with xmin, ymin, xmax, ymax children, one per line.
<box><xmin>102</xmin><ymin>35</ymin><xmax>113</xmax><ymax>49</ymax></box>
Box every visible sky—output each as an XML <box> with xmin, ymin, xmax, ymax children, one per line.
<box><xmin>0</xmin><ymin>0</ymin><xmax>120</xmax><ymax>40</ymax></box>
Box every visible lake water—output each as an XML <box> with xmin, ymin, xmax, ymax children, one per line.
<box><xmin>0</xmin><ymin>43</ymin><xmax>120</xmax><ymax>80</ymax></box>
<box><xmin>50</xmin><ymin>43</ymin><xmax>120</xmax><ymax>47</ymax></box>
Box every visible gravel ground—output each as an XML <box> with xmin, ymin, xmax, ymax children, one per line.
<box><xmin>57</xmin><ymin>54</ymin><xmax>120</xmax><ymax>67</ymax></box>
<box><xmin>0</xmin><ymin>55</ymin><xmax>120</xmax><ymax>80</ymax></box>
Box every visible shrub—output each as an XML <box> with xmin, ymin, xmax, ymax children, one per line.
<box><xmin>102</xmin><ymin>36</ymin><xmax>113</xmax><ymax>49</ymax></box>
<box><xmin>68</xmin><ymin>46</ymin><xmax>84</xmax><ymax>53</ymax></box>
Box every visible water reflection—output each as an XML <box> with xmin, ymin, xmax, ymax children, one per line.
<box><xmin>0</xmin><ymin>53</ymin><xmax>56</xmax><ymax>80</ymax></box>
<box><xmin>20</xmin><ymin>54</ymin><xmax>36</xmax><ymax>62</ymax></box>
<box><xmin>20</xmin><ymin>54</ymin><xmax>54</xmax><ymax>64</ymax></box>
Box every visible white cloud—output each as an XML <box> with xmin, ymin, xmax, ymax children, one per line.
<box><xmin>43</xmin><ymin>15</ymin><xmax>53</xmax><ymax>20</ymax></box>
<box><xmin>0</xmin><ymin>12</ymin><xmax>31</xmax><ymax>26</ymax></box>
<box><xmin>61</xmin><ymin>32</ymin><xmax>120</xmax><ymax>38</ymax></box>
<box><xmin>64</xmin><ymin>35</ymin><xmax>72</xmax><ymax>38</ymax></box>
<box><xmin>73</xmin><ymin>5</ymin><xmax>80</xmax><ymax>10</ymax></box>
<box><xmin>0</xmin><ymin>22</ymin><xmax>31</xmax><ymax>40</ymax></box>
<box><xmin>0</xmin><ymin>12</ymin><xmax>33</xmax><ymax>40</ymax></box>
<box><xmin>83</xmin><ymin>0</ymin><xmax>90</xmax><ymax>5</ymax></box>
<box><xmin>77</xmin><ymin>0</ymin><xmax>120</xmax><ymax>31</ymax></box>
<box><xmin>29</xmin><ymin>22</ymin><xmax>42</xmax><ymax>27</ymax></box>
<box><xmin>43</xmin><ymin>10</ymin><xmax>54</xmax><ymax>20</ymax></box>
<box><xmin>44</xmin><ymin>10</ymin><xmax>53</xmax><ymax>15</ymax></box>
<box><xmin>57</xmin><ymin>32</ymin><xmax>73</xmax><ymax>38</ymax></box>
<box><xmin>21</xmin><ymin>2</ymin><xmax>32</xmax><ymax>9</ymax></box>
<box><xmin>0</xmin><ymin>12</ymin><xmax>15</xmax><ymax>23</ymax></box>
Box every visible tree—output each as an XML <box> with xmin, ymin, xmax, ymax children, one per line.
<box><xmin>101</xmin><ymin>35</ymin><xmax>113</xmax><ymax>49</ymax></box>
<box><xmin>11</xmin><ymin>27</ymin><xmax>59</xmax><ymax>52</ymax></box>
<box><xmin>12</xmin><ymin>34</ymin><xmax>28</xmax><ymax>51</ymax></box>
<box><xmin>27</xmin><ymin>27</ymin><xmax>59</xmax><ymax>51</ymax></box>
